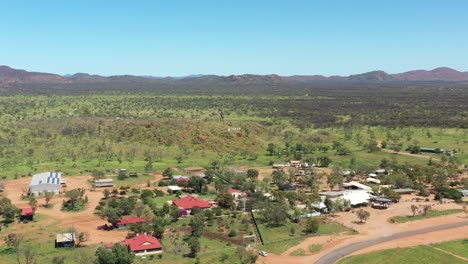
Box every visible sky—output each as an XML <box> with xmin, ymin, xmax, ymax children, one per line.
<box><xmin>1</xmin><ymin>0</ymin><xmax>468</xmax><ymax>76</ymax></box>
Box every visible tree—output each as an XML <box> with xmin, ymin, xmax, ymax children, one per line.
<box><xmin>356</xmin><ymin>209</ymin><xmax>370</xmax><ymax>223</ymax></box>
<box><xmin>272</xmin><ymin>170</ymin><xmax>288</xmax><ymax>189</ymax></box>
<box><xmin>411</xmin><ymin>204</ymin><xmax>418</xmax><ymax>216</ymax></box>
<box><xmin>103</xmin><ymin>189</ymin><xmax>110</xmax><ymax>199</ymax></box>
<box><xmin>326</xmin><ymin>174</ymin><xmax>342</xmax><ymax>191</ymax></box>
<box><xmin>2</xmin><ymin>203</ymin><xmax>18</xmax><ymax>223</ymax></box>
<box><xmin>100</xmin><ymin>207</ymin><xmax>122</xmax><ymax>227</ymax></box>
<box><xmin>266</xmin><ymin>143</ymin><xmax>277</xmax><ymax>156</ymax></box>
<box><xmin>162</xmin><ymin>167</ymin><xmax>174</xmax><ymax>178</ymax></box>
<box><xmin>422</xmin><ymin>205</ymin><xmax>431</xmax><ymax>216</ymax></box>
<box><xmin>217</xmin><ymin>192</ymin><xmax>235</xmax><ymax>209</ymax></box>
<box><xmin>28</xmin><ymin>196</ymin><xmax>38</xmax><ymax>212</ymax></box>
<box><xmin>246</xmin><ymin>169</ymin><xmax>259</xmax><ymax>179</ymax></box>
<box><xmin>94</xmin><ymin>243</ymin><xmax>135</xmax><ymax>264</ymax></box>
<box><xmin>94</xmin><ymin>247</ymin><xmax>116</xmax><ymax>264</ymax></box>
<box><xmin>22</xmin><ymin>244</ymin><xmax>37</xmax><ymax>264</ymax></box>
<box><xmin>5</xmin><ymin>233</ymin><xmax>24</xmax><ymax>264</ymax></box>
<box><xmin>317</xmin><ymin>156</ymin><xmax>332</xmax><ymax>167</ymax></box>
<box><xmin>92</xmin><ymin>169</ymin><xmax>105</xmax><ymax>180</ymax></box>
<box><xmin>187</xmin><ymin>176</ymin><xmax>206</xmax><ymax>194</ymax></box>
<box><xmin>65</xmin><ymin>189</ymin><xmax>81</xmax><ymax>209</ymax></box>
<box><xmin>188</xmin><ymin>237</ymin><xmax>200</xmax><ymax>257</ymax></box>
<box><xmin>305</xmin><ymin>217</ymin><xmax>320</xmax><ymax>233</ymax></box>
<box><xmin>190</xmin><ymin>213</ymin><xmax>205</xmax><ymax>237</ymax></box>
<box><xmin>44</xmin><ymin>191</ymin><xmax>53</xmax><ymax>207</ymax></box>
<box><xmin>236</xmin><ymin>246</ymin><xmax>258</xmax><ymax>264</ymax></box>
<box><xmin>261</xmin><ymin>203</ymin><xmax>288</xmax><ymax>227</ymax></box>
<box><xmin>76</xmin><ymin>231</ymin><xmax>89</xmax><ymax>247</ymax></box>
<box><xmin>152</xmin><ymin>217</ymin><xmax>169</xmax><ymax>239</ymax></box>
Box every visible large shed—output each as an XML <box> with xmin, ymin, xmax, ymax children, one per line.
<box><xmin>29</xmin><ymin>172</ymin><xmax>62</xmax><ymax>196</ymax></box>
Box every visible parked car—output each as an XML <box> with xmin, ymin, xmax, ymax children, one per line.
<box><xmin>259</xmin><ymin>251</ymin><xmax>268</xmax><ymax>257</ymax></box>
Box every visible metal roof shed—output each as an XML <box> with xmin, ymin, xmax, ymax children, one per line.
<box><xmin>29</xmin><ymin>172</ymin><xmax>61</xmax><ymax>196</ymax></box>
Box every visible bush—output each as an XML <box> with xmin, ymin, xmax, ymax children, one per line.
<box><xmin>228</xmin><ymin>229</ymin><xmax>237</xmax><ymax>237</ymax></box>
<box><xmin>305</xmin><ymin>217</ymin><xmax>320</xmax><ymax>233</ymax></box>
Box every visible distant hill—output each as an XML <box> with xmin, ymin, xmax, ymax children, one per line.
<box><xmin>2</xmin><ymin>65</ymin><xmax>468</xmax><ymax>91</ymax></box>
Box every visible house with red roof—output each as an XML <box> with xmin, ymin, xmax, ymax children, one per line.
<box><xmin>117</xmin><ymin>216</ymin><xmax>152</xmax><ymax>229</ymax></box>
<box><xmin>20</xmin><ymin>207</ymin><xmax>34</xmax><ymax>221</ymax></box>
<box><xmin>173</xmin><ymin>195</ymin><xmax>212</xmax><ymax>211</ymax></box>
<box><xmin>106</xmin><ymin>233</ymin><xmax>163</xmax><ymax>256</ymax></box>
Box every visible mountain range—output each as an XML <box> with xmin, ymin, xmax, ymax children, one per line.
<box><xmin>1</xmin><ymin>65</ymin><xmax>468</xmax><ymax>87</ymax></box>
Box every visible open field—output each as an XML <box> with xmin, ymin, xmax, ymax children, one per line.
<box><xmin>337</xmin><ymin>244</ymin><xmax>467</xmax><ymax>264</ymax></box>
<box><xmin>391</xmin><ymin>209</ymin><xmax>463</xmax><ymax>223</ymax></box>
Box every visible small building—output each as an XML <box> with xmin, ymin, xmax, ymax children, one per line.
<box><xmin>366</xmin><ymin>177</ymin><xmax>381</xmax><ymax>184</ymax></box>
<box><xmin>95</xmin><ymin>178</ymin><xmax>114</xmax><ymax>188</ymax></box>
<box><xmin>459</xmin><ymin>189</ymin><xmax>468</xmax><ymax>197</ymax></box>
<box><xmin>20</xmin><ymin>208</ymin><xmax>34</xmax><ymax>221</ymax></box>
<box><xmin>60</xmin><ymin>179</ymin><xmax>67</xmax><ymax>186</ymax></box>
<box><xmin>29</xmin><ymin>172</ymin><xmax>62</xmax><ymax>196</ymax></box>
<box><xmin>393</xmin><ymin>188</ymin><xmax>416</xmax><ymax>195</ymax></box>
<box><xmin>228</xmin><ymin>189</ymin><xmax>246</xmax><ymax>199</ymax></box>
<box><xmin>343</xmin><ymin>181</ymin><xmax>372</xmax><ymax>191</ymax></box>
<box><xmin>173</xmin><ymin>195</ymin><xmax>212</xmax><ymax>211</ymax></box>
<box><xmin>55</xmin><ymin>233</ymin><xmax>75</xmax><ymax>248</ymax></box>
<box><xmin>272</xmin><ymin>164</ymin><xmax>287</xmax><ymax>169</ymax></box>
<box><xmin>168</xmin><ymin>185</ymin><xmax>182</xmax><ymax>193</ymax></box>
<box><xmin>107</xmin><ymin>233</ymin><xmax>163</xmax><ymax>256</ymax></box>
<box><xmin>117</xmin><ymin>216</ymin><xmax>153</xmax><ymax>229</ymax></box>
<box><xmin>289</xmin><ymin>160</ymin><xmax>301</xmax><ymax>168</ymax></box>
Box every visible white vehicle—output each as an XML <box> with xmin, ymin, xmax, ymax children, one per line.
<box><xmin>259</xmin><ymin>251</ymin><xmax>268</xmax><ymax>257</ymax></box>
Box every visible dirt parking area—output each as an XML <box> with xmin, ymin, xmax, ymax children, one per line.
<box><xmin>3</xmin><ymin>175</ymin><xmax>128</xmax><ymax>245</ymax></box>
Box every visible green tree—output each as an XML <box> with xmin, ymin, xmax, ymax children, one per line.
<box><xmin>94</xmin><ymin>243</ymin><xmax>135</xmax><ymax>264</ymax></box>
<box><xmin>189</xmin><ymin>213</ymin><xmax>205</xmax><ymax>237</ymax></box>
<box><xmin>44</xmin><ymin>191</ymin><xmax>54</xmax><ymax>207</ymax></box>
<box><xmin>65</xmin><ymin>189</ymin><xmax>81</xmax><ymax>209</ymax></box>
<box><xmin>266</xmin><ymin>143</ymin><xmax>277</xmax><ymax>156</ymax></box>
<box><xmin>162</xmin><ymin>167</ymin><xmax>174</xmax><ymax>178</ymax></box>
<box><xmin>246</xmin><ymin>169</ymin><xmax>259</xmax><ymax>179</ymax></box>
<box><xmin>217</xmin><ymin>192</ymin><xmax>235</xmax><ymax>209</ymax></box>
<box><xmin>356</xmin><ymin>209</ymin><xmax>370</xmax><ymax>223</ymax></box>
<box><xmin>28</xmin><ymin>196</ymin><xmax>38</xmax><ymax>212</ymax></box>
<box><xmin>236</xmin><ymin>246</ymin><xmax>258</xmax><ymax>264</ymax></box>
<box><xmin>188</xmin><ymin>176</ymin><xmax>206</xmax><ymax>194</ymax></box>
<box><xmin>188</xmin><ymin>237</ymin><xmax>200</xmax><ymax>257</ymax></box>
<box><xmin>261</xmin><ymin>203</ymin><xmax>288</xmax><ymax>227</ymax></box>
<box><xmin>305</xmin><ymin>217</ymin><xmax>320</xmax><ymax>233</ymax></box>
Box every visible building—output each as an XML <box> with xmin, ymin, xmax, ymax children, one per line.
<box><xmin>173</xmin><ymin>175</ymin><xmax>189</xmax><ymax>185</ymax></box>
<box><xmin>29</xmin><ymin>172</ymin><xmax>61</xmax><ymax>196</ymax></box>
<box><xmin>173</xmin><ymin>195</ymin><xmax>212</xmax><ymax>211</ymax></box>
<box><xmin>95</xmin><ymin>178</ymin><xmax>113</xmax><ymax>188</ymax></box>
<box><xmin>228</xmin><ymin>189</ymin><xmax>246</xmax><ymax>199</ymax></box>
<box><xmin>168</xmin><ymin>185</ymin><xmax>183</xmax><ymax>193</ymax></box>
<box><xmin>343</xmin><ymin>181</ymin><xmax>372</xmax><ymax>191</ymax></box>
<box><xmin>393</xmin><ymin>188</ymin><xmax>416</xmax><ymax>195</ymax></box>
<box><xmin>320</xmin><ymin>190</ymin><xmax>371</xmax><ymax>207</ymax></box>
<box><xmin>117</xmin><ymin>216</ymin><xmax>153</xmax><ymax>229</ymax></box>
<box><xmin>107</xmin><ymin>233</ymin><xmax>163</xmax><ymax>256</ymax></box>
<box><xmin>20</xmin><ymin>208</ymin><xmax>34</xmax><ymax>221</ymax></box>
<box><xmin>55</xmin><ymin>233</ymin><xmax>75</xmax><ymax>248</ymax></box>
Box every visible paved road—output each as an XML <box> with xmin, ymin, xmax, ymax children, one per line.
<box><xmin>315</xmin><ymin>220</ymin><xmax>468</xmax><ymax>264</ymax></box>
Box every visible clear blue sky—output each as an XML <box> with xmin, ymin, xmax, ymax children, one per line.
<box><xmin>1</xmin><ymin>0</ymin><xmax>467</xmax><ymax>76</ymax></box>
